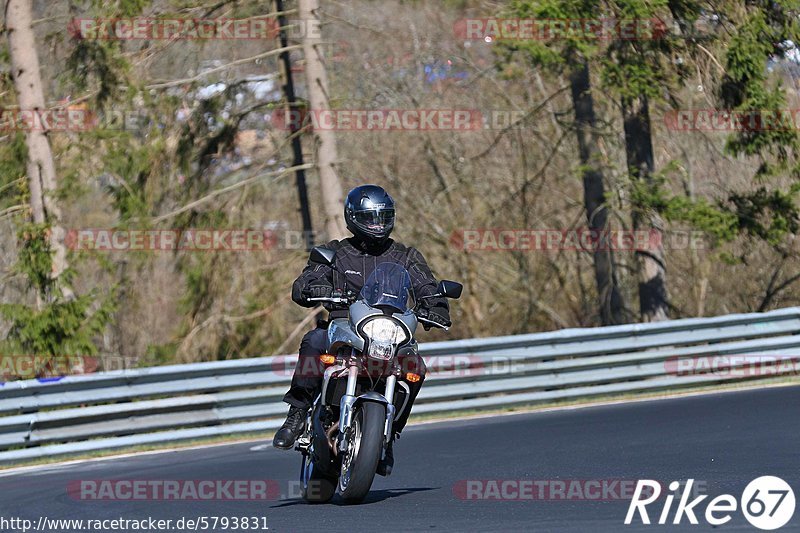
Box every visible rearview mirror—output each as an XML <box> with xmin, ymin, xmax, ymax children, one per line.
<box><xmin>310</xmin><ymin>246</ymin><xmax>336</xmax><ymax>266</ymax></box>
<box><xmin>437</xmin><ymin>280</ymin><xmax>463</xmax><ymax>299</ymax></box>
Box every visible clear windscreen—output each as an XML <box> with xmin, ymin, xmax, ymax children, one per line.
<box><xmin>359</xmin><ymin>262</ymin><xmax>413</xmax><ymax>312</ymax></box>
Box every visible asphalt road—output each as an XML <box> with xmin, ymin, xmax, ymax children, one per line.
<box><xmin>0</xmin><ymin>385</ymin><xmax>798</xmax><ymax>533</ymax></box>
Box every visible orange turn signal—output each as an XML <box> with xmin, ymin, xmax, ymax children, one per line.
<box><xmin>319</xmin><ymin>354</ymin><xmax>336</xmax><ymax>365</ymax></box>
<box><xmin>405</xmin><ymin>372</ymin><xmax>421</xmax><ymax>383</ymax></box>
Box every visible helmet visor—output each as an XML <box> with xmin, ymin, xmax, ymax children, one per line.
<box><xmin>353</xmin><ymin>208</ymin><xmax>395</xmax><ymax>232</ymax></box>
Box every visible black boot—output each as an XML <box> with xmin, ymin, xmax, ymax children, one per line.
<box><xmin>272</xmin><ymin>406</ymin><xmax>308</xmax><ymax>450</ymax></box>
<box><xmin>376</xmin><ymin>438</ymin><xmax>394</xmax><ymax>477</ymax></box>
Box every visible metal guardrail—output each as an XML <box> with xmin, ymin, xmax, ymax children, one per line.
<box><xmin>1</xmin><ymin>307</ymin><xmax>799</xmax><ymax>464</ymax></box>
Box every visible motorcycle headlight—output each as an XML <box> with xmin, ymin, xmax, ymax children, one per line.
<box><xmin>362</xmin><ymin>317</ymin><xmax>408</xmax><ymax>360</ymax></box>
<box><xmin>362</xmin><ymin>317</ymin><xmax>408</xmax><ymax>344</ymax></box>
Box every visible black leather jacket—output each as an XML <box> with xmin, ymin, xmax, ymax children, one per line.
<box><xmin>292</xmin><ymin>237</ymin><xmax>449</xmax><ymax>317</ymax></box>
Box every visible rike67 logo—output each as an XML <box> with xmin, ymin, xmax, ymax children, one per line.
<box><xmin>625</xmin><ymin>477</ymin><xmax>795</xmax><ymax>530</ymax></box>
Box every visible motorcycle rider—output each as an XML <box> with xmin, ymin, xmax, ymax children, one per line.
<box><xmin>272</xmin><ymin>184</ymin><xmax>451</xmax><ymax>475</ymax></box>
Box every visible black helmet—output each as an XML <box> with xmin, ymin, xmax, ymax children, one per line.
<box><xmin>344</xmin><ymin>185</ymin><xmax>395</xmax><ymax>244</ymax></box>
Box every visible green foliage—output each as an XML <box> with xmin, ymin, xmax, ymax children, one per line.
<box><xmin>144</xmin><ymin>341</ymin><xmax>179</xmax><ymax>367</ymax></box>
<box><xmin>179</xmin><ymin>254</ymin><xmax>216</xmax><ymax>317</ymax></box>
<box><xmin>62</xmin><ymin>0</ymin><xmax>145</xmax><ymax>105</ymax></box>
<box><xmin>103</xmin><ymin>142</ymin><xmax>155</xmax><ymax>221</ymax></box>
<box><xmin>599</xmin><ymin>0</ymin><xmax>675</xmax><ymax>100</ymax></box>
<box><xmin>66</xmin><ymin>40</ymin><xmax>130</xmax><ymax>105</ymax></box>
<box><xmin>599</xmin><ymin>48</ymin><xmax>670</xmax><ymax>100</ymax></box>
<box><xmin>0</xmin><ymin>291</ymin><xmax>115</xmax><ymax>358</ymax></box>
<box><xmin>720</xmin><ymin>12</ymin><xmax>774</xmax><ymax>108</ymax></box>
<box><xmin>706</xmin><ymin>2</ymin><xmax>800</xmax><ymax>251</ymax></box>
<box><xmin>1</xmin><ymin>226</ymin><xmax>116</xmax><ymax>361</ymax></box>
<box><xmin>627</xmin><ymin>171</ymin><xmax>667</xmax><ymax>209</ymax></box>
<box><xmin>635</xmin><ymin>176</ymin><xmax>800</xmax><ymax>248</ymax></box>
<box><xmin>612</xmin><ymin>0</ymin><xmax>800</xmax><ymax>255</ymax></box>
<box><xmin>90</xmin><ymin>0</ymin><xmax>150</xmax><ymax>17</ymax></box>
<box><xmin>0</xmin><ymin>134</ymin><xmax>28</xmax><ymax>210</ymax></box>
<box><xmin>719</xmin><ymin>5</ymin><xmax>800</xmax><ymax>170</ymax></box>
<box><xmin>723</xmin><ymin>93</ymin><xmax>798</xmax><ymax>165</ymax></box>
<box><xmin>729</xmin><ymin>186</ymin><xmax>800</xmax><ymax>244</ymax></box>
<box><xmin>500</xmin><ymin>0</ymin><xmax>603</xmax><ymax>71</ymax></box>
<box><xmin>13</xmin><ymin>225</ymin><xmax>55</xmax><ymax>296</ymax></box>
<box><xmin>663</xmin><ymin>197</ymin><xmax>740</xmax><ymax>243</ymax></box>
<box><xmin>629</xmin><ymin>168</ymin><xmax>739</xmax><ymax>245</ymax></box>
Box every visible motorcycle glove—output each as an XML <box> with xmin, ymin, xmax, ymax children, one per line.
<box><xmin>428</xmin><ymin>307</ymin><xmax>452</xmax><ymax>327</ymax></box>
<box><xmin>302</xmin><ymin>283</ymin><xmax>334</xmax><ymax>301</ymax></box>
<box><xmin>420</xmin><ymin>306</ymin><xmax>451</xmax><ymax>330</ymax></box>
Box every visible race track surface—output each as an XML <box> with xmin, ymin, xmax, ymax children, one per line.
<box><xmin>1</xmin><ymin>385</ymin><xmax>797</xmax><ymax>532</ymax></box>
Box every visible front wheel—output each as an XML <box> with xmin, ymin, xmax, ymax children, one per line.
<box><xmin>338</xmin><ymin>401</ymin><xmax>385</xmax><ymax>504</ymax></box>
<box><xmin>300</xmin><ymin>453</ymin><xmax>337</xmax><ymax>503</ymax></box>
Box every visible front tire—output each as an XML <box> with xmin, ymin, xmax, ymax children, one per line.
<box><xmin>300</xmin><ymin>453</ymin><xmax>337</xmax><ymax>503</ymax></box>
<box><xmin>338</xmin><ymin>401</ymin><xmax>385</xmax><ymax>504</ymax></box>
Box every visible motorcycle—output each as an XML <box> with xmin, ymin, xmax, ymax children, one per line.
<box><xmin>294</xmin><ymin>245</ymin><xmax>462</xmax><ymax>504</ymax></box>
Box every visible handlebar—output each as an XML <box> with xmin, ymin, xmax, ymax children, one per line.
<box><xmin>417</xmin><ymin>315</ymin><xmax>450</xmax><ymax>331</ymax></box>
<box><xmin>307</xmin><ymin>295</ymin><xmax>450</xmax><ymax>330</ymax></box>
<box><xmin>306</xmin><ymin>296</ymin><xmax>353</xmax><ymax>304</ymax></box>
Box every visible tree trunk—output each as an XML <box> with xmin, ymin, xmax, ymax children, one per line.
<box><xmin>298</xmin><ymin>0</ymin><xmax>347</xmax><ymax>240</ymax></box>
<box><xmin>621</xmin><ymin>95</ymin><xmax>668</xmax><ymax>321</ymax></box>
<box><xmin>569</xmin><ymin>60</ymin><xmax>625</xmax><ymax>325</ymax></box>
<box><xmin>275</xmin><ymin>0</ymin><xmax>313</xmax><ymax>250</ymax></box>
<box><xmin>6</xmin><ymin>0</ymin><xmax>72</xmax><ymax>299</ymax></box>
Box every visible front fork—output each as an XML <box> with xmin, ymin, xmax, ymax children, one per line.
<box><xmin>337</xmin><ymin>359</ymin><xmax>398</xmax><ymax>454</ymax></box>
<box><xmin>337</xmin><ymin>365</ymin><xmax>359</xmax><ymax>453</ymax></box>
<box><xmin>383</xmin><ymin>375</ymin><xmax>397</xmax><ymax>442</ymax></box>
